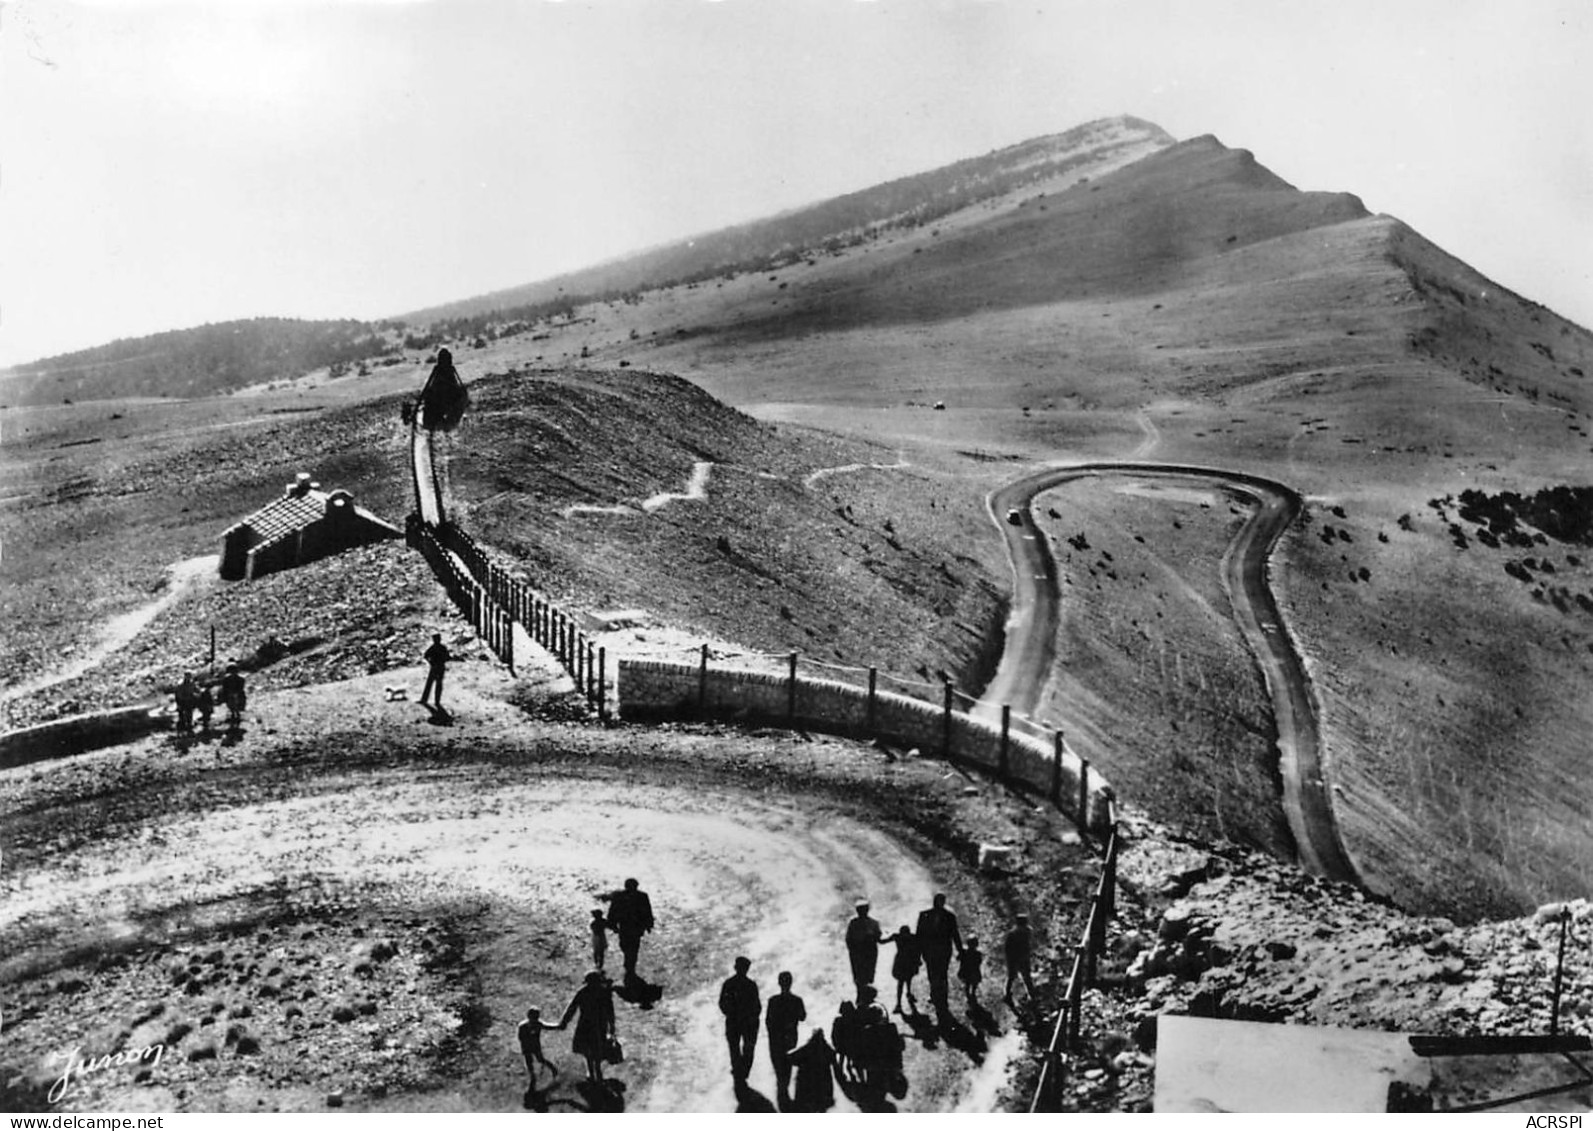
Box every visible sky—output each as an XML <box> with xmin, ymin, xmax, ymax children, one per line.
<box><xmin>1</xmin><ymin>0</ymin><xmax>1589</xmax><ymax>368</ymax></box>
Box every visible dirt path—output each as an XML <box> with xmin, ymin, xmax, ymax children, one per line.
<box><xmin>641</xmin><ymin>461</ymin><xmax>713</xmax><ymax>512</ymax></box>
<box><xmin>0</xmin><ymin>554</ymin><xmax>220</xmax><ymax>705</ymax></box>
<box><xmin>802</xmin><ymin>452</ymin><xmax>910</xmax><ymax>489</ymax></box>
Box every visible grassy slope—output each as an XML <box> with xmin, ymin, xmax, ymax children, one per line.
<box><xmin>443</xmin><ymin>368</ymin><xmax>1008</xmax><ymax>689</ymax></box>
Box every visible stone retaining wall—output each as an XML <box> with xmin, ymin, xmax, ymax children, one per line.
<box><xmin>0</xmin><ymin>703</ymin><xmax>168</xmax><ymax>771</ymax></box>
<box><xmin>618</xmin><ymin>658</ymin><xmax>1113</xmax><ymax>832</ymax></box>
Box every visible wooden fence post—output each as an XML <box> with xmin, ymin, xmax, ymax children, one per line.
<box><xmin>1079</xmin><ymin>759</ymin><xmax>1091</xmax><ymax>831</ymax></box>
<box><xmin>1000</xmin><ymin>704</ymin><xmax>1011</xmax><ymax>780</ymax></box>
<box><xmin>698</xmin><ymin>643</ymin><xmax>709</xmax><ymax>715</ymax></box>
<box><xmin>942</xmin><ymin>680</ymin><xmax>954</xmax><ymax>761</ymax></box>
<box><xmin>787</xmin><ymin>652</ymin><xmax>798</xmax><ymax>723</ymax></box>
<box><xmin>598</xmin><ymin>646</ymin><xmax>607</xmax><ymax>722</ymax></box>
<box><xmin>867</xmin><ymin>667</ymin><xmax>878</xmax><ymax>735</ymax></box>
<box><xmin>1051</xmin><ymin>731</ymin><xmax>1064</xmax><ymax>806</ymax></box>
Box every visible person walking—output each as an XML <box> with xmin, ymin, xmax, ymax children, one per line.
<box><xmin>844</xmin><ymin>900</ymin><xmax>883</xmax><ymax>999</ymax></box>
<box><xmin>884</xmin><ymin>924</ymin><xmax>922</xmax><ymax>1014</ymax></box>
<box><xmin>589</xmin><ymin>908</ymin><xmax>610</xmax><ymax>971</ymax></box>
<box><xmin>218</xmin><ymin>664</ymin><xmax>247</xmax><ymax>731</ymax></box>
<box><xmin>790</xmin><ymin>1028</ymin><xmax>837</xmax><ymax>1112</ymax></box>
<box><xmin>603</xmin><ymin>878</ymin><xmax>655</xmax><ymax>980</ymax></box>
<box><xmin>559</xmin><ymin>971</ymin><xmax>617</xmax><ymax>1084</ymax></box>
<box><xmin>915</xmin><ymin>893</ymin><xmax>964</xmax><ymax>1010</ymax></box>
<box><xmin>174</xmin><ymin>673</ymin><xmax>199</xmax><ymax>733</ymax></box>
<box><xmin>196</xmin><ymin>681</ymin><xmax>215</xmax><ymax>734</ymax></box>
<box><xmin>718</xmin><ymin>956</ymin><xmax>761</xmax><ymax>1083</ymax></box>
<box><xmin>517</xmin><ymin>1006</ymin><xmax>563</xmax><ymax>1091</ymax></box>
<box><xmin>765</xmin><ymin>971</ymin><xmax>807</xmax><ymax>1105</ymax></box>
<box><xmin>957</xmin><ymin>934</ymin><xmax>985</xmax><ymax>1008</ymax></box>
<box><xmin>419</xmin><ymin>632</ymin><xmax>451</xmax><ymax>710</ymax></box>
<box><xmin>1003</xmin><ymin>913</ymin><xmax>1037</xmax><ymax>1006</ymax></box>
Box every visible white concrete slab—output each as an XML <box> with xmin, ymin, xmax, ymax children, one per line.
<box><xmin>1155</xmin><ymin>1015</ymin><xmax>1430</xmax><ymax>1112</ymax></box>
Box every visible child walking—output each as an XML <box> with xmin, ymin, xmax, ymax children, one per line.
<box><xmin>957</xmin><ymin>935</ymin><xmax>985</xmax><ymax>1008</ymax></box>
<box><xmin>589</xmin><ymin>908</ymin><xmax>609</xmax><ymax>970</ymax></box>
<box><xmin>518</xmin><ymin>1006</ymin><xmax>563</xmax><ymax>1091</ymax></box>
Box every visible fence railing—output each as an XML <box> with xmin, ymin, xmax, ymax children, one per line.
<box><xmin>617</xmin><ymin>647</ymin><xmax>1115</xmax><ymax>835</ymax></box>
<box><xmin>1030</xmin><ymin>812</ymin><xmax>1121</xmax><ymax>1112</ymax></box>
<box><xmin>406</xmin><ymin>512</ymin><xmax>609</xmax><ymax>718</ymax></box>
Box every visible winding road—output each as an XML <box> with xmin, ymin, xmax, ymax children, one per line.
<box><xmin>983</xmin><ymin>462</ymin><xmax>1358</xmax><ymax>886</ymax></box>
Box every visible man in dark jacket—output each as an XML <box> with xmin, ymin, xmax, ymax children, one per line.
<box><xmin>765</xmin><ymin>970</ymin><xmax>807</xmax><ymax>1104</ymax></box>
<box><xmin>718</xmin><ymin>956</ymin><xmax>761</xmax><ymax>1082</ymax></box>
<box><xmin>604</xmin><ymin>878</ymin><xmax>655</xmax><ymax>979</ymax></box>
<box><xmin>419</xmin><ymin>632</ymin><xmax>451</xmax><ymax>709</ymax></box>
<box><xmin>915</xmin><ymin>892</ymin><xmax>964</xmax><ymax>1010</ymax></box>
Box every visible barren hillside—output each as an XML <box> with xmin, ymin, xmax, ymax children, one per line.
<box><xmin>8</xmin><ymin>117</ymin><xmax>1592</xmax><ymax>925</ymax></box>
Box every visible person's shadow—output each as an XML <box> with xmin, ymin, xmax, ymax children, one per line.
<box><xmin>967</xmin><ymin>999</ymin><xmax>1002</xmax><ymax>1039</ymax></box>
<box><xmin>838</xmin><ymin>1076</ymin><xmax>900</xmax><ymax>1113</ymax></box>
<box><xmin>522</xmin><ymin>1083</ymin><xmax>550</xmax><ymax>1112</ymax></box>
<box><xmin>574</xmin><ymin>1078</ymin><xmax>626</xmax><ymax>1112</ymax></box>
<box><xmin>614</xmin><ymin>971</ymin><xmax>664</xmax><ymax>1010</ymax></box>
<box><xmin>733</xmin><ymin>1080</ymin><xmax>776</xmax><ymax>1112</ymax></box>
<box><xmin>936</xmin><ymin>1009</ymin><xmax>987</xmax><ymax>1066</ymax></box>
<box><xmin>900</xmin><ymin>1006</ymin><xmax>941</xmax><ymax>1051</ymax></box>
<box><xmin>425</xmin><ymin>704</ymin><xmax>454</xmax><ymax>727</ymax></box>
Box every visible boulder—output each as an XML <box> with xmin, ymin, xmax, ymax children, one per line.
<box><xmin>977</xmin><ymin>843</ymin><xmax>1018</xmax><ymax>871</ymax></box>
<box><xmin>1157</xmin><ymin>906</ymin><xmax>1195</xmax><ymax>943</ymax></box>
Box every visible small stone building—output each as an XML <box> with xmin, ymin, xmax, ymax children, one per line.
<box><xmin>219</xmin><ymin>473</ymin><xmax>401</xmax><ymax>581</ymax></box>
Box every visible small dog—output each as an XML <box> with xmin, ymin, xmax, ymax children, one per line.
<box><xmin>384</xmin><ymin>686</ymin><xmax>409</xmax><ymax>702</ymax></box>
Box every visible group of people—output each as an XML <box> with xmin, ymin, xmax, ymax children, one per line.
<box><xmin>844</xmin><ymin>893</ymin><xmax>1038</xmax><ymax>1015</ymax></box>
<box><xmin>173</xmin><ymin>664</ymin><xmax>247</xmax><ymax>735</ymax></box>
<box><xmin>518</xmin><ymin>879</ymin><xmax>658</xmax><ymax>1098</ymax></box>
<box><xmin>513</xmin><ymin>888</ymin><xmax>1043</xmax><ymax>1110</ymax></box>
<box><xmin>718</xmin><ymin>959</ymin><xmax>849</xmax><ymax>1111</ymax></box>
<box><xmin>706</xmin><ymin>893</ymin><xmax>1043</xmax><ymax>1111</ymax></box>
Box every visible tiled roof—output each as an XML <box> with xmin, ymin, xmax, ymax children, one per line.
<box><xmin>221</xmin><ymin>490</ymin><xmax>329</xmax><ymax>546</ymax></box>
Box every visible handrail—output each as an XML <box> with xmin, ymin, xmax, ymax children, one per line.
<box><xmin>1030</xmin><ymin>815</ymin><xmax>1120</xmax><ymax>1112</ymax></box>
